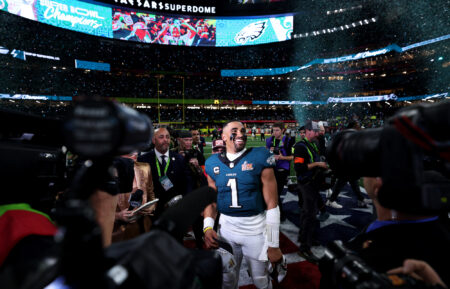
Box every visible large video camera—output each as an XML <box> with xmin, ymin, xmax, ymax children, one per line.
<box><xmin>63</xmin><ymin>98</ymin><xmax>153</xmax><ymax>159</ymax></box>
<box><xmin>0</xmin><ymin>99</ymin><xmax>222</xmax><ymax>289</ymax></box>
<box><xmin>326</xmin><ymin>101</ymin><xmax>450</xmax><ymax>214</ymax></box>
<box><xmin>321</xmin><ymin>240</ymin><xmax>446</xmax><ymax>289</ymax></box>
<box><xmin>0</xmin><ymin>98</ymin><xmax>154</xmax><ymax>204</ymax></box>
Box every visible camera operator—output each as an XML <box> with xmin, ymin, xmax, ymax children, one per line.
<box><xmin>321</xmin><ymin>101</ymin><xmax>450</xmax><ymax>288</ymax></box>
<box><xmin>1</xmin><ymin>101</ymin><xmax>227</xmax><ymax>289</ymax></box>
<box><xmin>388</xmin><ymin>259</ymin><xmax>448</xmax><ymax>289</ymax></box>
<box><xmin>344</xmin><ymin>172</ymin><xmax>450</xmax><ymax>285</ymax></box>
<box><xmin>266</xmin><ymin>122</ymin><xmax>293</xmax><ymax>221</ymax></box>
<box><xmin>319</xmin><ymin>171</ymin><xmax>450</xmax><ymax>288</ymax></box>
<box><xmin>293</xmin><ymin>120</ymin><xmax>328</xmax><ymax>263</ymax></box>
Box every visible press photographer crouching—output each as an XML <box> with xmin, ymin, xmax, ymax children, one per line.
<box><xmin>320</xmin><ymin>101</ymin><xmax>450</xmax><ymax>289</ymax></box>
<box><xmin>0</xmin><ymin>99</ymin><xmax>223</xmax><ymax>289</ymax></box>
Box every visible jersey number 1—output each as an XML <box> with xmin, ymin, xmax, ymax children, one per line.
<box><xmin>227</xmin><ymin>178</ymin><xmax>242</xmax><ymax>208</ymax></box>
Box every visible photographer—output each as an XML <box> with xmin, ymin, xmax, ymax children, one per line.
<box><xmin>321</xmin><ymin>101</ymin><xmax>450</xmax><ymax>288</ymax></box>
<box><xmin>344</xmin><ymin>172</ymin><xmax>450</xmax><ymax>285</ymax></box>
<box><xmin>266</xmin><ymin>122</ymin><xmax>293</xmax><ymax>221</ymax></box>
<box><xmin>293</xmin><ymin>120</ymin><xmax>328</xmax><ymax>263</ymax></box>
<box><xmin>388</xmin><ymin>259</ymin><xmax>448</xmax><ymax>289</ymax></box>
<box><xmin>320</xmin><ymin>172</ymin><xmax>450</xmax><ymax>288</ymax></box>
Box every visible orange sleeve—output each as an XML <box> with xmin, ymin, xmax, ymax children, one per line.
<box><xmin>294</xmin><ymin>157</ymin><xmax>305</xmax><ymax>164</ymax></box>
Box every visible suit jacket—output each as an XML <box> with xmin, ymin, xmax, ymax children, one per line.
<box><xmin>137</xmin><ymin>150</ymin><xmax>192</xmax><ymax>219</ymax></box>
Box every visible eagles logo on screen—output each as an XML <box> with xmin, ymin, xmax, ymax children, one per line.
<box><xmin>234</xmin><ymin>20</ymin><xmax>268</xmax><ymax>45</ymax></box>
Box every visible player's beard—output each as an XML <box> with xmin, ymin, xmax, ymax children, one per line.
<box><xmin>233</xmin><ymin>135</ymin><xmax>247</xmax><ymax>152</ymax></box>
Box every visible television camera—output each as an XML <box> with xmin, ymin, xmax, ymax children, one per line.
<box><xmin>321</xmin><ymin>240</ymin><xmax>447</xmax><ymax>289</ymax></box>
<box><xmin>0</xmin><ymin>99</ymin><xmax>222</xmax><ymax>289</ymax></box>
<box><xmin>326</xmin><ymin>100</ymin><xmax>450</xmax><ymax>214</ymax></box>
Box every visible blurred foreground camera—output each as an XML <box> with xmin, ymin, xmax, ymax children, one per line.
<box><xmin>0</xmin><ymin>100</ymin><xmax>222</xmax><ymax>289</ymax></box>
<box><xmin>321</xmin><ymin>241</ymin><xmax>446</xmax><ymax>289</ymax></box>
<box><xmin>327</xmin><ymin>101</ymin><xmax>450</xmax><ymax>214</ymax></box>
<box><xmin>64</xmin><ymin>99</ymin><xmax>153</xmax><ymax>159</ymax></box>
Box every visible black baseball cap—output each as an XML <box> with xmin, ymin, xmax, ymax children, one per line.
<box><xmin>304</xmin><ymin>121</ymin><xmax>320</xmax><ymax>131</ymax></box>
<box><xmin>177</xmin><ymin>130</ymin><xmax>192</xmax><ymax>138</ymax></box>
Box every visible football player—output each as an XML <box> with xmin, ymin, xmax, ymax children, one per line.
<box><xmin>203</xmin><ymin>121</ymin><xmax>282</xmax><ymax>289</ymax></box>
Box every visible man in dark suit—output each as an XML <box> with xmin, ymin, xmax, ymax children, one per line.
<box><xmin>190</xmin><ymin>128</ymin><xmax>205</xmax><ymax>155</ymax></box>
<box><xmin>138</xmin><ymin>127</ymin><xmax>192</xmax><ymax>220</ymax></box>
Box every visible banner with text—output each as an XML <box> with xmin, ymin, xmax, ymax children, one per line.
<box><xmin>95</xmin><ymin>0</ymin><xmax>218</xmax><ymax>15</ymax></box>
<box><xmin>36</xmin><ymin>0</ymin><xmax>113</xmax><ymax>38</ymax></box>
<box><xmin>327</xmin><ymin>94</ymin><xmax>398</xmax><ymax>103</ymax></box>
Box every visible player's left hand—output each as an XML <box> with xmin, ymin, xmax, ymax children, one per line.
<box><xmin>268</xmin><ymin>247</ymin><xmax>283</xmax><ymax>266</ymax></box>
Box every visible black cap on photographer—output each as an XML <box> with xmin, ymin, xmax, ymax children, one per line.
<box><xmin>177</xmin><ymin>130</ymin><xmax>192</xmax><ymax>138</ymax></box>
<box><xmin>304</xmin><ymin>121</ymin><xmax>320</xmax><ymax>131</ymax></box>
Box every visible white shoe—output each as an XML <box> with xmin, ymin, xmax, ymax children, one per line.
<box><xmin>325</xmin><ymin>189</ymin><xmax>332</xmax><ymax>198</ymax></box>
<box><xmin>326</xmin><ymin>200</ymin><xmax>343</xmax><ymax>209</ymax></box>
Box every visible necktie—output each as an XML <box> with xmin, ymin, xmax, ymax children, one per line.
<box><xmin>160</xmin><ymin>155</ymin><xmax>167</xmax><ymax>176</ymax></box>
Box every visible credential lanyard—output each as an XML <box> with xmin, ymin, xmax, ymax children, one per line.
<box><xmin>156</xmin><ymin>156</ymin><xmax>170</xmax><ymax>177</ymax></box>
<box><xmin>302</xmin><ymin>138</ymin><xmax>318</xmax><ymax>163</ymax></box>
<box><xmin>273</xmin><ymin>137</ymin><xmax>284</xmax><ymax>148</ymax></box>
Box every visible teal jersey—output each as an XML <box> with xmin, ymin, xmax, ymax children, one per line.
<box><xmin>205</xmin><ymin>147</ymin><xmax>276</xmax><ymax>217</ymax></box>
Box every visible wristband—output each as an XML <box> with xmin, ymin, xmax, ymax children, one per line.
<box><xmin>203</xmin><ymin>217</ymin><xmax>215</xmax><ymax>231</ymax></box>
<box><xmin>265</xmin><ymin>206</ymin><xmax>280</xmax><ymax>248</ymax></box>
<box><xmin>203</xmin><ymin>227</ymin><xmax>213</xmax><ymax>234</ymax></box>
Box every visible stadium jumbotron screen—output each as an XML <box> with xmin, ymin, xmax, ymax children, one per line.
<box><xmin>0</xmin><ymin>0</ymin><xmax>293</xmax><ymax>47</ymax></box>
<box><xmin>112</xmin><ymin>8</ymin><xmax>217</xmax><ymax>46</ymax></box>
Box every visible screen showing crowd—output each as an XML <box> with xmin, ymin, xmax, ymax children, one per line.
<box><xmin>112</xmin><ymin>9</ymin><xmax>216</xmax><ymax>46</ymax></box>
<box><xmin>1</xmin><ymin>0</ymin><xmax>292</xmax><ymax>47</ymax></box>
